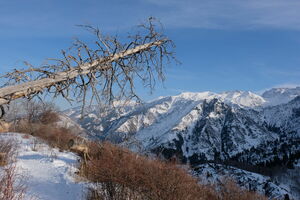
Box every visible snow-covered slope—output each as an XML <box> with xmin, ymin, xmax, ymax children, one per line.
<box><xmin>0</xmin><ymin>133</ymin><xmax>84</xmax><ymax>200</ymax></box>
<box><xmin>193</xmin><ymin>163</ymin><xmax>297</xmax><ymax>200</ymax></box>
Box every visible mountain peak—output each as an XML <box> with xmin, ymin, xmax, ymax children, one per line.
<box><xmin>176</xmin><ymin>91</ymin><xmax>216</xmax><ymax>101</ymax></box>
<box><xmin>218</xmin><ymin>90</ymin><xmax>266</xmax><ymax>108</ymax></box>
<box><xmin>174</xmin><ymin>90</ymin><xmax>265</xmax><ymax>108</ymax></box>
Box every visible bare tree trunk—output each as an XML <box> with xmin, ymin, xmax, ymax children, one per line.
<box><xmin>0</xmin><ymin>40</ymin><xmax>164</xmax><ymax>106</ymax></box>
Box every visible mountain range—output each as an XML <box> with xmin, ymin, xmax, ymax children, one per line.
<box><xmin>64</xmin><ymin>87</ymin><xmax>300</xmax><ymax>200</ymax></box>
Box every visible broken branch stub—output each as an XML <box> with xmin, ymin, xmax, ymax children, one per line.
<box><xmin>0</xmin><ymin>18</ymin><xmax>177</xmax><ymax>116</ymax></box>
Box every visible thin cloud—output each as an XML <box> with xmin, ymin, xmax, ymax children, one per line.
<box><xmin>144</xmin><ymin>0</ymin><xmax>300</xmax><ymax>30</ymax></box>
<box><xmin>1</xmin><ymin>0</ymin><xmax>300</xmax><ymax>38</ymax></box>
<box><xmin>257</xmin><ymin>83</ymin><xmax>300</xmax><ymax>95</ymax></box>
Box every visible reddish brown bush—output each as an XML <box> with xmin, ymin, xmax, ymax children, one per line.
<box><xmin>83</xmin><ymin>143</ymin><xmax>209</xmax><ymax>199</ymax></box>
<box><xmin>34</xmin><ymin>125</ymin><xmax>77</xmax><ymax>150</ymax></box>
<box><xmin>10</xmin><ymin>119</ymin><xmax>34</xmax><ymax>135</ymax></box>
<box><xmin>11</xmin><ymin>110</ymin><xmax>77</xmax><ymax>151</ymax></box>
<box><xmin>216</xmin><ymin>178</ymin><xmax>267</xmax><ymax>200</ymax></box>
<box><xmin>80</xmin><ymin>142</ymin><xmax>267</xmax><ymax>200</ymax></box>
<box><xmin>38</xmin><ymin>110</ymin><xmax>59</xmax><ymax>125</ymax></box>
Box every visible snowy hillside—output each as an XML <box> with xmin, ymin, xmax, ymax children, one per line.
<box><xmin>0</xmin><ymin>132</ymin><xmax>84</xmax><ymax>200</ymax></box>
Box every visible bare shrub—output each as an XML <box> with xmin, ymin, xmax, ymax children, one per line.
<box><xmin>0</xmin><ymin>138</ymin><xmax>26</xmax><ymax>200</ymax></box>
<box><xmin>0</xmin><ymin>139</ymin><xmax>16</xmax><ymax>166</ymax></box>
<box><xmin>0</xmin><ymin>164</ymin><xmax>26</xmax><ymax>200</ymax></box>
<box><xmin>9</xmin><ymin>104</ymin><xmax>56</xmax><ymax>135</ymax></box>
<box><xmin>21</xmin><ymin>101</ymin><xmax>57</xmax><ymax>124</ymax></box>
<box><xmin>6</xmin><ymin>100</ymin><xmax>54</xmax><ymax>124</ymax></box>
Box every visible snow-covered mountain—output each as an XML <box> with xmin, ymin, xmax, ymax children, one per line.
<box><xmin>262</xmin><ymin>87</ymin><xmax>300</xmax><ymax>106</ymax></box>
<box><xmin>64</xmin><ymin>87</ymin><xmax>300</xmax><ymax>199</ymax></box>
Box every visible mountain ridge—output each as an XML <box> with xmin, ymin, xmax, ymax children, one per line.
<box><xmin>64</xmin><ymin>87</ymin><xmax>300</xmax><ymax>199</ymax></box>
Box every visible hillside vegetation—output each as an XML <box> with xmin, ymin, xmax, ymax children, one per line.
<box><xmin>0</xmin><ymin>105</ymin><xmax>268</xmax><ymax>200</ymax></box>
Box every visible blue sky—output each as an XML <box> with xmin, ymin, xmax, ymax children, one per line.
<box><xmin>1</xmin><ymin>0</ymin><xmax>300</xmax><ymax>105</ymax></box>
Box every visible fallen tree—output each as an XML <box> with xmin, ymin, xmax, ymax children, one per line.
<box><xmin>0</xmin><ymin>18</ymin><xmax>177</xmax><ymax>117</ymax></box>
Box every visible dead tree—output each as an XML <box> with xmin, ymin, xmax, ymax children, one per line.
<box><xmin>0</xmin><ymin>18</ymin><xmax>177</xmax><ymax>117</ymax></box>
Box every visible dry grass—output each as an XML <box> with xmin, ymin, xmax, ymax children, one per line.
<box><xmin>80</xmin><ymin>142</ymin><xmax>267</xmax><ymax>200</ymax></box>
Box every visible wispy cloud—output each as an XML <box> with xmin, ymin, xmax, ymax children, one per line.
<box><xmin>144</xmin><ymin>0</ymin><xmax>300</xmax><ymax>30</ymax></box>
<box><xmin>1</xmin><ymin>0</ymin><xmax>300</xmax><ymax>38</ymax></box>
<box><xmin>257</xmin><ymin>83</ymin><xmax>300</xmax><ymax>95</ymax></box>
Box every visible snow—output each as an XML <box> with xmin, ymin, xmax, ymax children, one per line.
<box><xmin>262</xmin><ymin>87</ymin><xmax>300</xmax><ymax>106</ymax></box>
<box><xmin>0</xmin><ymin>132</ymin><xmax>85</xmax><ymax>200</ymax></box>
<box><xmin>218</xmin><ymin>91</ymin><xmax>266</xmax><ymax>108</ymax></box>
<box><xmin>176</xmin><ymin>88</ymin><xmax>300</xmax><ymax>108</ymax></box>
<box><xmin>177</xmin><ymin>91</ymin><xmax>266</xmax><ymax>108</ymax></box>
